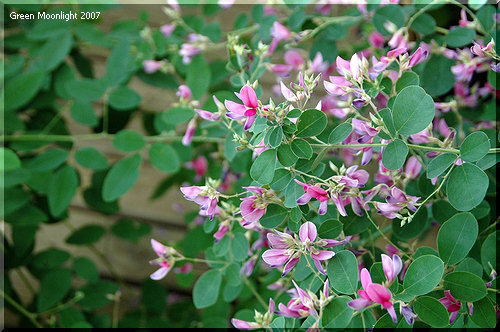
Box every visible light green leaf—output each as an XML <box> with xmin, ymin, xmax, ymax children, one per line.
<box><xmin>193</xmin><ymin>270</ymin><xmax>222</xmax><ymax>308</ymax></box>
<box><xmin>187</xmin><ymin>55</ymin><xmax>211</xmax><ymax>100</ymax></box>
<box><xmin>460</xmin><ymin>131</ymin><xmax>490</xmax><ymax>163</ymax></box>
<box><xmin>149</xmin><ymin>143</ymin><xmax>180</xmax><ymax>173</ymax></box>
<box><xmin>102</xmin><ymin>154</ymin><xmax>142</xmax><ymax>202</ymax></box>
<box><xmin>396</xmin><ymin>71</ymin><xmax>420</xmax><ymax>93</ymax></box>
<box><xmin>296</xmin><ymin>109</ymin><xmax>327</xmax><ymax>137</ymax></box>
<box><xmin>470</xmin><ymin>297</ymin><xmax>496</xmax><ymax>328</ymax></box>
<box><xmin>445</xmin><ymin>27</ymin><xmax>476</xmax><ymax>48</ymax></box>
<box><xmin>328</xmin><ymin>123</ymin><xmax>352</xmax><ymax>144</ymax></box>
<box><xmin>4</xmin><ymin>70</ymin><xmax>46</xmax><ymax>111</ymax></box>
<box><xmin>75</xmin><ymin>148</ymin><xmax>108</xmax><ymax>170</ymax></box>
<box><xmin>250</xmin><ymin>149</ymin><xmax>277</xmax><ymax>185</ymax></box>
<box><xmin>403</xmin><ymin>255</ymin><xmax>444</xmax><ymax>296</ymax></box>
<box><xmin>443</xmin><ymin>271</ymin><xmax>487</xmax><ymax>302</ymax></box>
<box><xmin>0</xmin><ymin>147</ymin><xmax>21</xmax><ymax>171</ymax></box>
<box><xmin>291</xmin><ymin>139</ymin><xmax>313</xmax><ymax>159</ymax></box>
<box><xmin>112</xmin><ymin>130</ymin><xmax>146</xmax><ymax>152</ymax></box>
<box><xmin>108</xmin><ymin>86</ymin><xmax>141</xmax><ymax>110</ymax></box>
<box><xmin>70</xmin><ymin>101</ymin><xmax>98</xmax><ymax>127</ymax></box>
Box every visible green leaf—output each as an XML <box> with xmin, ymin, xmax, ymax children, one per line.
<box><xmin>446</xmin><ymin>163</ymin><xmax>488</xmax><ymax>211</ymax></box>
<box><xmin>111</xmin><ymin>218</ymin><xmax>151</xmax><ymax>243</ymax></box>
<box><xmin>4</xmin><ymin>70</ymin><xmax>46</xmax><ymax>111</ymax></box>
<box><xmin>66</xmin><ymin>225</ymin><xmax>106</xmax><ymax>245</ymax></box>
<box><xmin>477</xmin><ymin>5</ymin><xmax>495</xmax><ymax>31</ymax></box>
<box><xmin>23</xmin><ymin>148</ymin><xmax>68</xmax><ymax>172</ymax></box>
<box><xmin>75</xmin><ymin>148</ymin><xmax>109</xmax><ymax>170</ymax></box>
<box><xmin>68</xmin><ymin>78</ymin><xmax>106</xmax><ymax>102</ymax></box>
<box><xmin>260</xmin><ymin>204</ymin><xmax>288</xmax><ymax>228</ymax></box>
<box><xmin>37</xmin><ymin>268</ymin><xmax>72</xmax><ymax>311</ymax></box>
<box><xmin>460</xmin><ymin>131</ymin><xmax>490</xmax><ymax>163</ymax></box>
<box><xmin>102</xmin><ymin>154</ymin><xmax>142</xmax><ymax>202</ymax></box>
<box><xmin>70</xmin><ymin>101</ymin><xmax>98</xmax><ymax>127</ymax></box>
<box><xmin>112</xmin><ymin>130</ymin><xmax>146</xmax><ymax>152</ymax></box>
<box><xmin>48</xmin><ymin>165</ymin><xmax>78</xmax><ymax>217</ymax></box>
<box><xmin>193</xmin><ymin>270</ymin><xmax>222</xmax><ymax>308</ymax></box>
<box><xmin>432</xmin><ymin>200</ymin><xmax>459</xmax><ymax>224</ymax></box>
<box><xmin>443</xmin><ymin>271</ymin><xmax>487</xmax><ymax>302</ymax></box>
<box><xmin>270</xmin><ymin>168</ymin><xmax>293</xmax><ymax>191</ymax></box>
<box><xmin>403</xmin><ymin>255</ymin><xmax>444</xmax><ymax>296</ymax></box>
<box><xmin>395</xmin><ymin>71</ymin><xmax>420</xmax><ymax>93</ymax></box>
<box><xmin>373</xmin><ymin>5</ymin><xmax>405</xmax><ymax>35</ymax></box>
<box><xmin>470</xmin><ymin>297</ymin><xmax>496</xmax><ymax>328</ymax></box>
<box><xmin>28</xmin><ymin>18</ymin><xmax>71</xmax><ymax>40</ymax></box>
<box><xmin>295</xmin><ymin>109</ymin><xmax>327</xmax><ymax>137</ymax></box>
<box><xmin>437</xmin><ymin>212</ymin><xmax>478</xmax><ymax>265</ymax></box>
<box><xmin>78</xmin><ymin>280</ymin><xmax>120</xmax><ymax>310</ymax></box>
<box><xmin>149</xmin><ymin>143</ymin><xmax>180</xmax><ymax>173</ymax></box>
<box><xmin>382</xmin><ymin>139</ymin><xmax>408</xmax><ymax>170</ymax></box>
<box><xmin>29</xmin><ymin>248</ymin><xmax>70</xmax><ymax>273</ymax></box>
<box><xmin>421</xmin><ymin>55</ymin><xmax>455</xmax><ymax>97</ymax></box>
<box><xmin>410</xmin><ymin>12</ymin><xmax>436</xmax><ymax>35</ymax></box>
<box><xmin>0</xmin><ymin>147</ymin><xmax>21</xmax><ymax>171</ymax></box>
<box><xmin>74</xmin><ymin>257</ymin><xmax>99</xmax><ymax>283</ymax></box>
<box><xmin>225</xmin><ymin>263</ymin><xmax>242</xmax><ymax>286</ymax></box>
<box><xmin>455</xmin><ymin>257</ymin><xmax>484</xmax><ymax>277</ymax></box>
<box><xmin>413</xmin><ymin>296</ymin><xmax>450</xmax><ymax>328</ymax></box>
<box><xmin>105</xmin><ymin>39</ymin><xmax>133</xmax><ymax>86</ymax></box>
<box><xmin>378</xmin><ymin>108</ymin><xmax>396</xmax><ymax>137</ymax></box>
<box><xmin>213</xmin><ymin>235</ymin><xmax>231</xmax><ymax>257</ymax></box>
<box><xmin>284</xmin><ymin>178</ymin><xmax>303</xmax><ymax>208</ymax></box>
<box><xmin>322</xmin><ymin>296</ymin><xmax>354</xmax><ymax>328</ymax></box>
<box><xmin>327</xmin><ymin>250</ymin><xmax>358</xmax><ymax>295</ymax></box>
<box><xmin>328</xmin><ymin>123</ymin><xmax>352</xmax><ymax>144</ymax></box>
<box><xmin>31</xmin><ymin>32</ymin><xmax>73</xmax><ymax>71</ymax></box>
<box><xmin>161</xmin><ymin>107</ymin><xmax>195</xmax><ymax>125</ymax></box>
<box><xmin>392</xmin><ymin>86</ymin><xmax>435</xmax><ymax>136</ymax></box>
<box><xmin>277</xmin><ymin>144</ymin><xmax>298</xmax><ymax>167</ymax></box>
<box><xmin>250</xmin><ymin>149</ymin><xmax>277</xmax><ymax>185</ymax></box>
<box><xmin>427</xmin><ymin>153</ymin><xmax>456</xmax><ymax>178</ymax></box>
<box><xmin>187</xmin><ymin>55</ymin><xmax>211</xmax><ymax>100</ymax></box>
<box><xmin>231</xmin><ymin>232</ymin><xmax>249</xmax><ymax>262</ymax></box>
<box><xmin>340</xmin><ymin>206</ymin><xmax>370</xmax><ymax>236</ymax></box>
<box><xmin>108</xmin><ymin>86</ymin><xmax>141</xmax><ymax>110</ymax></box>
<box><xmin>318</xmin><ymin>220</ymin><xmax>343</xmax><ymax>239</ymax></box>
<box><xmin>291</xmin><ymin>139</ymin><xmax>313</xmax><ymax>159</ymax></box>
<box><xmin>445</xmin><ymin>27</ymin><xmax>476</xmax><ymax>48</ymax></box>
<box><xmin>392</xmin><ymin>208</ymin><xmax>428</xmax><ymax>240</ymax></box>
<box><xmin>480</xmin><ymin>231</ymin><xmax>496</xmax><ymax>275</ymax></box>
<box><xmin>268</xmin><ymin>127</ymin><xmax>284</xmax><ymax>148</ymax></box>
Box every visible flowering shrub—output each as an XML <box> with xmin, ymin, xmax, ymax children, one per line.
<box><xmin>1</xmin><ymin>0</ymin><xmax>499</xmax><ymax>329</ymax></box>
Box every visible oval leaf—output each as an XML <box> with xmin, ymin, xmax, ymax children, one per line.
<box><xmin>102</xmin><ymin>154</ymin><xmax>142</xmax><ymax>202</ymax></box>
<box><xmin>460</xmin><ymin>131</ymin><xmax>490</xmax><ymax>163</ymax></box>
<box><xmin>437</xmin><ymin>212</ymin><xmax>478</xmax><ymax>265</ymax></box>
<box><xmin>392</xmin><ymin>86</ymin><xmax>435</xmax><ymax>136</ymax></box>
<box><xmin>112</xmin><ymin>130</ymin><xmax>146</xmax><ymax>152</ymax></box>
<box><xmin>48</xmin><ymin>165</ymin><xmax>78</xmax><ymax>217</ymax></box>
<box><xmin>37</xmin><ymin>268</ymin><xmax>72</xmax><ymax>311</ymax></box>
<box><xmin>149</xmin><ymin>143</ymin><xmax>180</xmax><ymax>173</ymax></box>
<box><xmin>66</xmin><ymin>225</ymin><xmax>106</xmax><ymax>245</ymax></box>
<box><xmin>427</xmin><ymin>153</ymin><xmax>457</xmax><ymax>179</ymax></box>
<box><xmin>193</xmin><ymin>269</ymin><xmax>222</xmax><ymax>309</ymax></box>
<box><xmin>443</xmin><ymin>271</ymin><xmax>487</xmax><ymax>302</ymax></box>
<box><xmin>382</xmin><ymin>139</ymin><xmax>408</xmax><ymax>170</ymax></box>
<box><xmin>250</xmin><ymin>149</ymin><xmax>277</xmax><ymax>185</ymax></box>
<box><xmin>260</xmin><ymin>204</ymin><xmax>288</xmax><ymax>228</ymax></box>
<box><xmin>327</xmin><ymin>250</ymin><xmax>358</xmax><ymax>295</ymax></box>
<box><xmin>328</xmin><ymin>123</ymin><xmax>352</xmax><ymax>144</ymax></box>
<box><xmin>291</xmin><ymin>139</ymin><xmax>313</xmax><ymax>159</ymax></box>
<box><xmin>413</xmin><ymin>296</ymin><xmax>450</xmax><ymax>328</ymax></box>
<box><xmin>446</xmin><ymin>163</ymin><xmax>488</xmax><ymax>211</ymax></box>
<box><xmin>296</xmin><ymin>109</ymin><xmax>327</xmax><ymax>137</ymax></box>
<box><xmin>403</xmin><ymin>255</ymin><xmax>444</xmax><ymax>296</ymax></box>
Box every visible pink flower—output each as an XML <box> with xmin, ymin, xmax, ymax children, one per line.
<box><xmin>388</xmin><ymin>30</ymin><xmax>404</xmax><ymax>49</ymax></box>
<box><xmin>405</xmin><ymin>156</ymin><xmax>422</xmax><ymax>179</ymax></box>
<box><xmin>310</xmin><ymin>52</ymin><xmax>329</xmax><ymax>73</ymax></box>
<box><xmin>386</xmin><ymin>244</ymin><xmax>400</xmax><ymax>257</ymax></box>
<box><xmin>324</xmin><ymin>76</ymin><xmax>352</xmax><ymax>96</ymax></box>
<box><xmin>240</xmin><ymin>186</ymin><xmax>267</xmax><ymax>229</ymax></box>
<box><xmin>471</xmin><ymin>40</ymin><xmax>495</xmax><ymax>57</ymax></box>
<box><xmin>143</xmin><ymin>60</ymin><xmax>162</xmax><ymax>73</ymax></box>
<box><xmin>369</xmin><ymin>31</ymin><xmax>385</xmax><ymax>48</ymax></box>
<box><xmin>409</xmin><ymin>128</ymin><xmax>431</xmax><ymax>144</ymax></box>
<box><xmin>184</xmin><ymin>156</ymin><xmax>208</xmax><ymax>181</ymax></box>
<box><xmin>149</xmin><ymin>239</ymin><xmax>174</xmax><ymax>280</ymax></box>
<box><xmin>459</xmin><ymin>9</ymin><xmax>472</xmax><ymax>27</ymax></box>
<box><xmin>179</xmin><ymin>40</ymin><xmax>201</xmax><ymax>64</ymax></box>
<box><xmin>336</xmin><ymin>54</ymin><xmax>362</xmax><ymax>80</ymax></box>
<box><xmin>407</xmin><ymin>47</ymin><xmax>428</xmax><ymax>68</ymax></box>
<box><xmin>277</xmin><ymin>280</ymin><xmax>317</xmax><ymax>318</ymax></box>
<box><xmin>180</xmin><ymin>185</ymin><xmax>218</xmax><ymax>220</ymax></box>
<box><xmin>284</xmin><ymin>50</ymin><xmax>305</xmax><ymax>70</ymax></box>
<box><xmin>269</xmin><ymin>22</ymin><xmax>291</xmax><ymax>53</ymax></box>
<box><xmin>439</xmin><ymin>290</ymin><xmax>462</xmax><ymax>323</ymax></box>
<box><xmin>280</xmin><ymin>81</ymin><xmax>298</xmax><ymax>102</ymax></box>
<box><xmin>160</xmin><ymin>24</ymin><xmax>175</xmax><ymax>37</ymax></box>
<box><xmin>348</xmin><ymin>268</ymin><xmax>397</xmax><ymax>323</ymax></box>
<box><xmin>214</xmin><ymin>223</ymin><xmax>229</xmax><ymax>241</ymax></box>
<box><xmin>381</xmin><ymin>254</ymin><xmax>403</xmax><ymax>284</ymax></box>
<box><xmin>177</xmin><ymin>84</ymin><xmax>192</xmax><ymax>100</ymax></box>
<box><xmin>270</xmin><ymin>64</ymin><xmax>293</xmax><ymax>77</ymax></box>
<box><xmin>174</xmin><ymin>263</ymin><xmax>192</xmax><ymax>274</ymax></box>
<box><xmin>194</xmin><ymin>109</ymin><xmax>220</xmax><ymax>121</ymax></box>
<box><xmin>225</xmin><ymin>85</ymin><xmax>260</xmax><ymax>130</ymax></box>
<box><xmin>182</xmin><ymin>118</ymin><xmax>196</xmax><ymax>146</ymax></box>
<box><xmin>295</xmin><ymin>180</ymin><xmax>329</xmax><ymax>215</ymax></box>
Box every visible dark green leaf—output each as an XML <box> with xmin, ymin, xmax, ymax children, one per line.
<box><xmin>37</xmin><ymin>268</ymin><xmax>72</xmax><ymax>311</ymax></box>
<box><xmin>291</xmin><ymin>139</ymin><xmax>313</xmax><ymax>159</ymax></box>
<box><xmin>193</xmin><ymin>270</ymin><xmax>222</xmax><ymax>308</ymax></box>
<box><xmin>322</xmin><ymin>296</ymin><xmax>354</xmax><ymax>328</ymax></box>
<box><xmin>277</xmin><ymin>144</ymin><xmax>299</xmax><ymax>167</ymax></box>
<box><xmin>75</xmin><ymin>148</ymin><xmax>109</xmax><ymax>170</ymax></box>
<box><xmin>328</xmin><ymin>123</ymin><xmax>352</xmax><ymax>144</ymax></box>
<box><xmin>327</xmin><ymin>250</ymin><xmax>358</xmax><ymax>295</ymax></box>
<box><xmin>443</xmin><ymin>271</ymin><xmax>487</xmax><ymax>302</ymax></box>
<box><xmin>108</xmin><ymin>86</ymin><xmax>141</xmax><ymax>110</ymax></box>
<box><xmin>427</xmin><ymin>153</ymin><xmax>456</xmax><ymax>178</ymax></box>
<box><xmin>437</xmin><ymin>212</ymin><xmax>478</xmax><ymax>265</ymax></box>
<box><xmin>460</xmin><ymin>131</ymin><xmax>490</xmax><ymax>163</ymax></box>
<box><xmin>445</xmin><ymin>27</ymin><xmax>476</xmax><ymax>47</ymax></box>
<box><xmin>74</xmin><ymin>257</ymin><xmax>99</xmax><ymax>283</ymax></box>
<box><xmin>260</xmin><ymin>204</ymin><xmax>288</xmax><ymax>228</ymax></box>
<box><xmin>112</xmin><ymin>130</ymin><xmax>146</xmax><ymax>152</ymax></box>
<box><xmin>187</xmin><ymin>55</ymin><xmax>211</xmax><ymax>100</ymax></box>
<box><xmin>70</xmin><ymin>101</ymin><xmax>98</xmax><ymax>127</ymax></box>
<box><xmin>382</xmin><ymin>139</ymin><xmax>408</xmax><ymax>170</ymax></box>
<box><xmin>66</xmin><ymin>225</ymin><xmax>106</xmax><ymax>245</ymax></box>
<box><xmin>296</xmin><ymin>109</ymin><xmax>327</xmax><ymax>137</ymax></box>
<box><xmin>102</xmin><ymin>154</ymin><xmax>142</xmax><ymax>202</ymax></box>
<box><xmin>421</xmin><ymin>55</ymin><xmax>455</xmax><ymax>97</ymax></box>
<box><xmin>403</xmin><ymin>255</ymin><xmax>444</xmax><ymax>296</ymax></box>
<box><xmin>446</xmin><ymin>163</ymin><xmax>488</xmax><ymax>211</ymax></box>
<box><xmin>392</xmin><ymin>86</ymin><xmax>435</xmax><ymax>136</ymax></box>
<box><xmin>149</xmin><ymin>143</ymin><xmax>181</xmax><ymax>173</ymax></box>
<box><xmin>318</xmin><ymin>220</ymin><xmax>343</xmax><ymax>239</ymax></box>
<box><xmin>413</xmin><ymin>296</ymin><xmax>449</xmax><ymax>327</ymax></box>
<box><xmin>48</xmin><ymin>165</ymin><xmax>78</xmax><ymax>217</ymax></box>
<box><xmin>4</xmin><ymin>70</ymin><xmax>46</xmax><ymax>111</ymax></box>
<box><xmin>250</xmin><ymin>149</ymin><xmax>277</xmax><ymax>185</ymax></box>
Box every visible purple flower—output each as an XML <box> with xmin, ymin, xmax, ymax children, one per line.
<box><xmin>324</xmin><ymin>76</ymin><xmax>352</xmax><ymax>96</ymax></box>
<box><xmin>407</xmin><ymin>47</ymin><xmax>428</xmax><ymax>68</ymax></box>
<box><xmin>269</xmin><ymin>22</ymin><xmax>291</xmax><ymax>53</ymax></box>
<box><xmin>240</xmin><ymin>186</ymin><xmax>267</xmax><ymax>229</ymax></box>
<box><xmin>225</xmin><ymin>85</ymin><xmax>259</xmax><ymax>130</ymax></box>
<box><xmin>182</xmin><ymin>118</ymin><xmax>196</xmax><ymax>146</ymax></box>
<box><xmin>277</xmin><ymin>280</ymin><xmax>317</xmax><ymax>318</ymax></box>
<box><xmin>376</xmin><ymin>187</ymin><xmax>420</xmax><ymax>219</ymax></box>
<box><xmin>194</xmin><ymin>109</ymin><xmax>220</xmax><ymax>121</ymax></box>
<box><xmin>369</xmin><ymin>31</ymin><xmax>385</xmax><ymax>49</ymax></box>
<box><xmin>401</xmin><ymin>305</ymin><xmax>417</xmax><ymax>325</ymax></box>
<box><xmin>405</xmin><ymin>156</ymin><xmax>422</xmax><ymax>179</ymax></box>
<box><xmin>439</xmin><ymin>290</ymin><xmax>462</xmax><ymax>323</ymax></box>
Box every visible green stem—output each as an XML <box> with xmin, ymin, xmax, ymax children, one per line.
<box><xmin>242</xmin><ymin>276</ymin><xmax>268</xmax><ymax>310</ymax></box>
<box><xmin>0</xmin><ymin>289</ymin><xmax>43</xmax><ymax>328</ymax></box>
<box><xmin>0</xmin><ymin>134</ymin><xmax>224</xmax><ymax>144</ymax></box>
<box><xmin>407</xmin><ymin>0</ymin><xmax>439</xmax><ymax>31</ymax></box>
